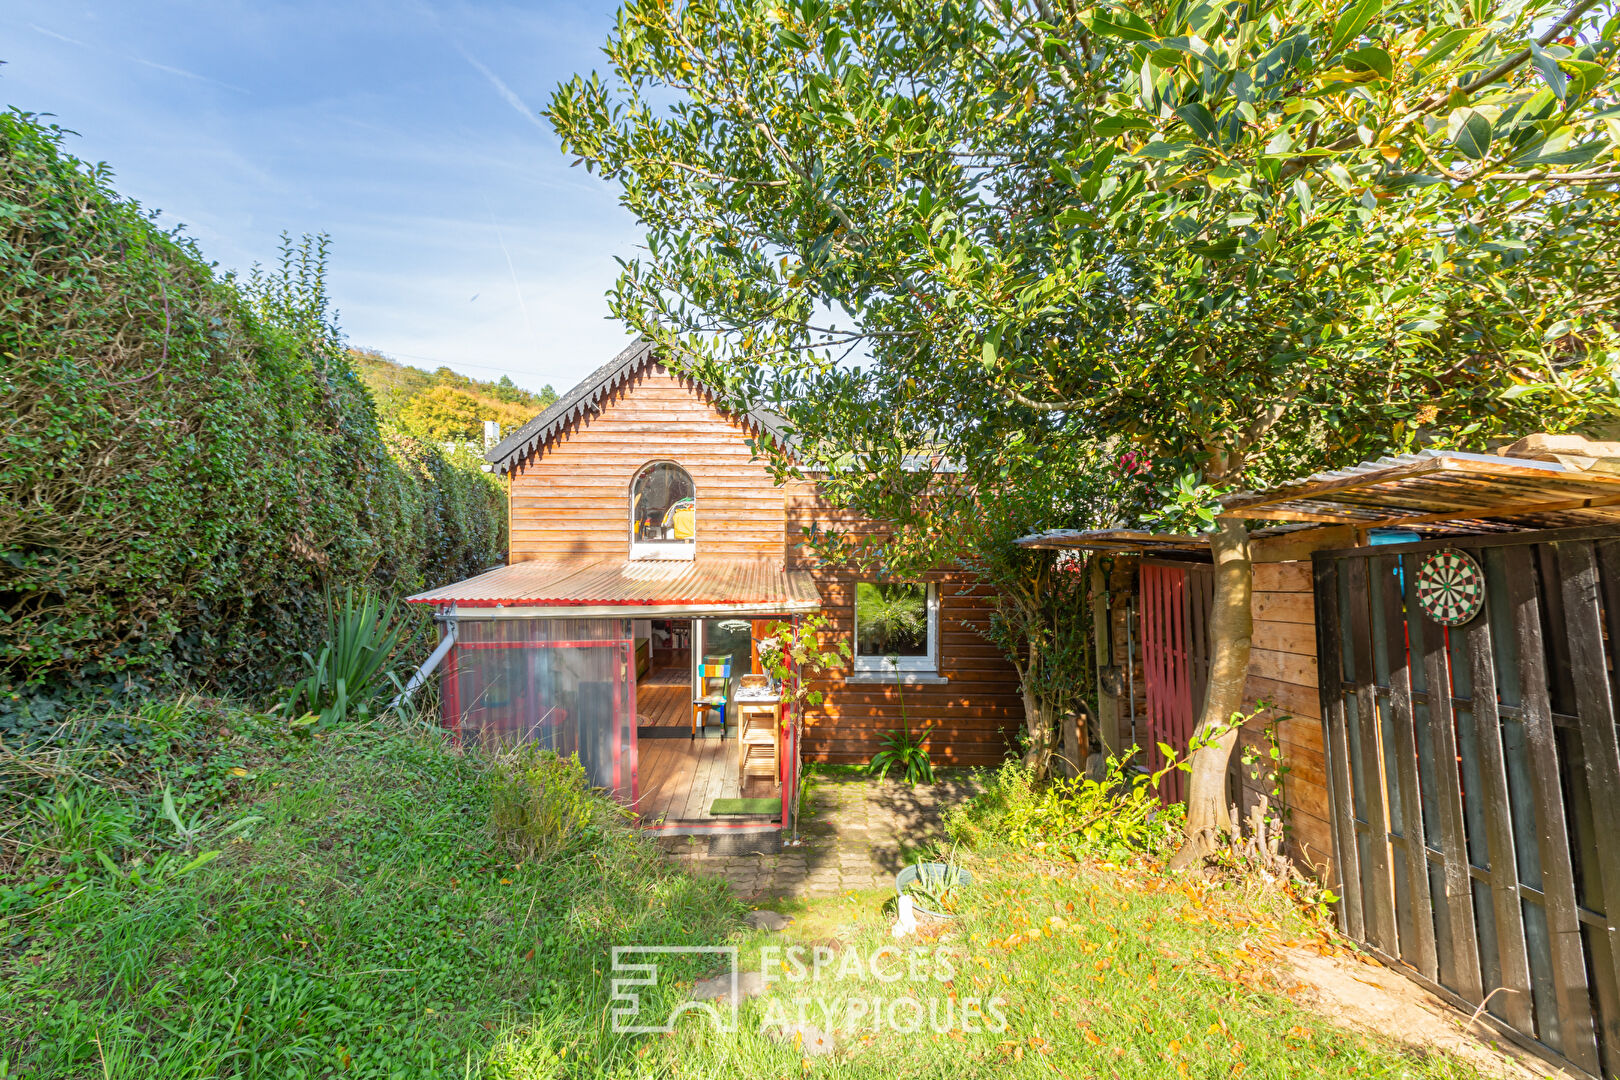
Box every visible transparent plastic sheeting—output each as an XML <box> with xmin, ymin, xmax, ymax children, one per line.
<box><xmin>441</xmin><ymin>618</ymin><xmax>636</xmax><ymax>802</ymax></box>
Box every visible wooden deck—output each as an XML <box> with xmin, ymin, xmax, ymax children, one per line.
<box><xmin>633</xmin><ymin>665</ymin><xmax>779</xmax><ymax>834</ymax></box>
<box><xmin>636</xmin><ymin>668</ymin><xmax>690</xmax><ymax>729</ymax></box>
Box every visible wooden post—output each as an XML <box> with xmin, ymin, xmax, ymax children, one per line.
<box><xmin>1091</xmin><ymin>559</ymin><xmax>1120</xmax><ymax>759</ymax></box>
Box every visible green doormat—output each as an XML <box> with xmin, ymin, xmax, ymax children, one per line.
<box><xmin>710</xmin><ymin>798</ymin><xmax>781</xmax><ymax>816</ymax></box>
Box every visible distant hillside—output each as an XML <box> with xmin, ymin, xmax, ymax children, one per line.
<box><xmin>350</xmin><ymin>349</ymin><xmax>557</xmax><ymax>443</ymax></box>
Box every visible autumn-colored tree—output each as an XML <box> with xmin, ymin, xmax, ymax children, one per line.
<box><xmin>395</xmin><ymin>386</ymin><xmax>533</xmax><ymax>443</ymax></box>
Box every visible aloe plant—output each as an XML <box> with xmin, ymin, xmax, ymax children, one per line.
<box><xmin>283</xmin><ymin>587</ymin><xmax>418</xmax><ymax>728</ymax></box>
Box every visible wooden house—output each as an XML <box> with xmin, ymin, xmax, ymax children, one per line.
<box><xmin>1022</xmin><ymin>437</ymin><xmax>1620</xmax><ymax>1079</ymax></box>
<box><xmin>408</xmin><ymin>340</ymin><xmax>1024</xmax><ymax>837</ymax></box>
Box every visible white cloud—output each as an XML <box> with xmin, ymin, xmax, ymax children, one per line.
<box><xmin>27</xmin><ymin>20</ymin><xmax>251</xmax><ymax>93</ymax></box>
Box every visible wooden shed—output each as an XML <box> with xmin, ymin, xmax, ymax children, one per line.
<box><xmin>1021</xmin><ymin>437</ymin><xmax>1620</xmax><ymax>1078</ymax></box>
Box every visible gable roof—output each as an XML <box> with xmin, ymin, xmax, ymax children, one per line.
<box><xmin>485</xmin><ymin>339</ymin><xmax>796</xmax><ymax>475</ymax></box>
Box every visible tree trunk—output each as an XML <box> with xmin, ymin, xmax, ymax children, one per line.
<box><xmin>1020</xmin><ymin>682</ymin><xmax>1056</xmax><ymax>777</ymax></box>
<box><xmin>1168</xmin><ymin>516</ymin><xmax>1254</xmax><ymax>871</ymax></box>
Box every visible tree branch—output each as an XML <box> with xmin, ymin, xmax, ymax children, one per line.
<box><xmin>1007</xmin><ymin>387</ymin><xmax>1089</xmax><ymax>412</ymax></box>
<box><xmin>660</xmin><ymin>159</ymin><xmax>791</xmax><ymax>188</ymax></box>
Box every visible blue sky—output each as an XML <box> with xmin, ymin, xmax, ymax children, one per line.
<box><xmin>2</xmin><ymin>0</ymin><xmax>641</xmax><ymax>394</ymax></box>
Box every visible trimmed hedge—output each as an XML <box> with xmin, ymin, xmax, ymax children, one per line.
<box><xmin>0</xmin><ymin>110</ymin><xmax>505</xmax><ymax>706</ymax></box>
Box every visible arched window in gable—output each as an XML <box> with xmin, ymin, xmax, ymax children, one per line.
<box><xmin>629</xmin><ymin>461</ymin><xmax>696</xmax><ymax>560</ymax></box>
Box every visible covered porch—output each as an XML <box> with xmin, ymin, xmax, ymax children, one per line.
<box><xmin>634</xmin><ymin>630</ymin><xmax>789</xmax><ymax>833</ymax></box>
<box><xmin>407</xmin><ymin>557</ymin><xmax>820</xmax><ymax>836</ymax></box>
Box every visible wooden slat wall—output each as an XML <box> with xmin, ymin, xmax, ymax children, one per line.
<box><xmin>507</xmin><ymin>364</ymin><xmax>786</xmax><ymax>561</ymax></box>
<box><xmin>784</xmin><ymin>482</ymin><xmax>1024</xmax><ymax>765</ymax></box>
<box><xmin>1236</xmin><ymin>554</ymin><xmax>1337</xmax><ymax>879</ymax></box>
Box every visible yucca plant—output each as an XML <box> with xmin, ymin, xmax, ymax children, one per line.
<box><xmin>283</xmin><ymin>587</ymin><xmax>419</xmax><ymax>728</ymax></box>
<box><xmin>868</xmin><ymin>656</ymin><xmax>935</xmax><ymax>784</ymax></box>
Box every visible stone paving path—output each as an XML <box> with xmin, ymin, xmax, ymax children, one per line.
<box><xmin>655</xmin><ymin>774</ymin><xmax>978</xmax><ymax>901</ymax></box>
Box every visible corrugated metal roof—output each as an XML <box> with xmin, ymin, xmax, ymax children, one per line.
<box><xmin>406</xmin><ymin>557</ymin><xmax>822</xmax><ymax>615</ymax></box>
<box><xmin>1015</xmin><ymin>529</ymin><xmax>1211</xmax><ymax>553</ymax></box>
<box><xmin>1220</xmin><ymin>449</ymin><xmax>1620</xmax><ymax>530</ymax></box>
<box><xmin>484</xmin><ymin>339</ymin><xmax>796</xmax><ymax>475</ymax></box>
<box><xmin>1014</xmin><ymin>522</ymin><xmax>1342</xmax><ymax>552</ymax></box>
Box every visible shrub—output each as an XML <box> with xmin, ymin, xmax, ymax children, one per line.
<box><xmin>488</xmin><ymin>746</ymin><xmax>609</xmax><ymax>860</ymax></box>
<box><xmin>0</xmin><ymin>110</ymin><xmax>504</xmax><ymax>709</ymax></box>
<box><xmin>946</xmin><ymin>756</ymin><xmax>1185</xmax><ymax>860</ymax></box>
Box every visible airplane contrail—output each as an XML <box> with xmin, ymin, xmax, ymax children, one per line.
<box><xmin>454</xmin><ymin>43</ymin><xmax>548</xmax><ymax>134</ymax></box>
<box><xmin>30</xmin><ymin>22</ymin><xmax>250</xmax><ymax>94</ymax></box>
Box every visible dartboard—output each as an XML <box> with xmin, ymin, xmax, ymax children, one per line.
<box><xmin>1414</xmin><ymin>548</ymin><xmax>1486</xmax><ymax>626</ymax></box>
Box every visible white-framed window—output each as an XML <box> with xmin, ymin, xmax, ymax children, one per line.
<box><xmin>853</xmin><ymin>581</ymin><xmax>938</xmax><ymax>673</ymax></box>
<box><xmin>629</xmin><ymin>460</ymin><xmax>696</xmax><ymax>561</ymax></box>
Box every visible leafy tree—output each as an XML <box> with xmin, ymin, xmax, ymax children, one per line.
<box><xmin>551</xmin><ymin>0</ymin><xmax>1620</xmax><ymax>854</ymax></box>
<box><xmin>492</xmin><ymin>373</ymin><xmax>560</xmax><ymax>408</ymax></box>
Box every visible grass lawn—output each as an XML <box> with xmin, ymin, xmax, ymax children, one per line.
<box><xmin>569</xmin><ymin>858</ymin><xmax>1497</xmax><ymax>1080</ymax></box>
<box><xmin>3</xmin><ymin>701</ymin><xmax>1500</xmax><ymax>1078</ymax></box>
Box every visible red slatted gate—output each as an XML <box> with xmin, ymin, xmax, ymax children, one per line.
<box><xmin>1139</xmin><ymin>560</ymin><xmax>1214</xmax><ymax>805</ymax></box>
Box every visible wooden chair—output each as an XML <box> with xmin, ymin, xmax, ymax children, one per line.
<box><xmin>691</xmin><ymin>654</ymin><xmax>733</xmax><ymax>737</ymax></box>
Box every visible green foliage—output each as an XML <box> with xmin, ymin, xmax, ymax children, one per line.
<box><xmin>350</xmin><ymin>349</ymin><xmax>557</xmax><ymax>421</ymax></box>
<box><xmin>867</xmin><ymin>658</ymin><xmax>936</xmax><ymax>783</ymax></box>
<box><xmin>947</xmin><ymin>759</ymin><xmax>1186</xmax><ymax>861</ymax></box>
<box><xmin>393</xmin><ymin>384</ymin><xmax>537</xmax><ymax>442</ymax></box>
<box><xmin>282</xmin><ymin>588</ymin><xmax>423</xmax><ymax>730</ymax></box>
<box><xmin>869</xmin><ymin>722</ymin><xmax>935</xmax><ymax>784</ymax></box>
<box><xmin>854</xmin><ymin>582</ymin><xmax>926</xmax><ymax>654</ymax></box>
<box><xmin>756</xmin><ymin>612</ymin><xmax>851</xmax><ymax>710</ymax></box>
<box><xmin>488</xmin><ymin>745</ymin><xmax>608</xmax><ymax>860</ymax></box>
<box><xmin>550</xmin><ymin>0</ymin><xmax>1619</xmax><ymax>527</ymax></box>
<box><xmin>0</xmin><ymin>111</ymin><xmax>505</xmax><ymax>705</ymax></box>
<box><xmin>900</xmin><ymin>857</ymin><xmax>967</xmax><ymax>915</ymax></box>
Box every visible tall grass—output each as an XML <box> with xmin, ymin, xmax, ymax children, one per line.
<box><xmin>1</xmin><ymin>700</ymin><xmax>740</xmax><ymax>1078</ymax></box>
<box><xmin>488</xmin><ymin>746</ymin><xmax>606</xmax><ymax>861</ymax></box>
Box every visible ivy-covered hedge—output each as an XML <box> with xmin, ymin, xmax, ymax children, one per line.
<box><xmin>0</xmin><ymin>110</ymin><xmax>505</xmax><ymax>707</ymax></box>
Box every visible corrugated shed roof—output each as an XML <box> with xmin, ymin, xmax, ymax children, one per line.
<box><xmin>1014</xmin><ymin>523</ymin><xmax>1338</xmax><ymax>553</ymax></box>
<box><xmin>484</xmin><ymin>339</ymin><xmax>796</xmax><ymax>475</ymax></box>
<box><xmin>406</xmin><ymin>557</ymin><xmax>822</xmax><ymax>614</ymax></box>
<box><xmin>1015</xmin><ymin>529</ymin><xmax>1211</xmax><ymax>553</ymax></box>
<box><xmin>1219</xmin><ymin>450</ymin><xmax>1620</xmax><ymax>530</ymax></box>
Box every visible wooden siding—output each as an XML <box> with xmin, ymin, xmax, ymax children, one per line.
<box><xmin>1236</xmin><ymin>551</ymin><xmax>1336</xmax><ymax>880</ymax></box>
<box><xmin>503</xmin><ymin>367</ymin><xmax>1025</xmax><ymax>766</ymax></box>
<box><xmin>507</xmin><ymin>364</ymin><xmax>786</xmax><ymax>562</ymax></box>
<box><xmin>784</xmin><ymin>482</ymin><xmax>1024</xmax><ymax>766</ymax></box>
